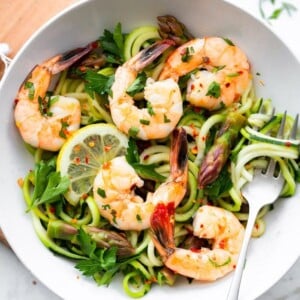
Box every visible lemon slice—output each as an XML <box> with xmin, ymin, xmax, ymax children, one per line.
<box><xmin>57</xmin><ymin>123</ymin><xmax>128</xmax><ymax>206</ymax></box>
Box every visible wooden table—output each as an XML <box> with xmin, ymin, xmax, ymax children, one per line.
<box><xmin>0</xmin><ymin>0</ymin><xmax>76</xmax><ymax>246</ymax></box>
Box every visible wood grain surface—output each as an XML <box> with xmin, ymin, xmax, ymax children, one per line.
<box><xmin>0</xmin><ymin>0</ymin><xmax>77</xmax><ymax>247</ymax></box>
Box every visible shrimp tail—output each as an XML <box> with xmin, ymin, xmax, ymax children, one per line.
<box><xmin>157</xmin><ymin>15</ymin><xmax>194</xmax><ymax>45</ymax></box>
<box><xmin>170</xmin><ymin>127</ymin><xmax>188</xmax><ymax>180</ymax></box>
<box><xmin>150</xmin><ymin>202</ymin><xmax>176</xmax><ymax>259</ymax></box>
<box><xmin>127</xmin><ymin>39</ymin><xmax>175</xmax><ymax>72</ymax></box>
<box><xmin>50</xmin><ymin>41</ymin><xmax>96</xmax><ymax>74</ymax></box>
<box><xmin>198</xmin><ymin>112</ymin><xmax>246</xmax><ymax>188</ymax></box>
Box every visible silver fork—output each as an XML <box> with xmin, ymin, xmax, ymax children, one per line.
<box><xmin>227</xmin><ymin>112</ymin><xmax>299</xmax><ymax>300</ymax></box>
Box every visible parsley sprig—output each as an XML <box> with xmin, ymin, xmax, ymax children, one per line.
<box><xmin>259</xmin><ymin>0</ymin><xmax>297</xmax><ymax>21</ymax></box>
<box><xmin>30</xmin><ymin>158</ymin><xmax>69</xmax><ymax>208</ymax></box>
<box><xmin>99</xmin><ymin>22</ymin><xmax>125</xmax><ymax>64</ymax></box>
<box><xmin>75</xmin><ymin>228</ymin><xmax>138</xmax><ymax>285</ymax></box>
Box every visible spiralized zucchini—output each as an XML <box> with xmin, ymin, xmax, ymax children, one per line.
<box><xmin>19</xmin><ymin>20</ymin><xmax>299</xmax><ymax>298</ymax></box>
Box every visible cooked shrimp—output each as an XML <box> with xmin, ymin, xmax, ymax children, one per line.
<box><xmin>93</xmin><ymin>128</ymin><xmax>188</xmax><ymax>230</ymax></box>
<box><xmin>109</xmin><ymin>40</ymin><xmax>183</xmax><ymax>140</ymax></box>
<box><xmin>14</xmin><ymin>43</ymin><xmax>94</xmax><ymax>151</ymax></box>
<box><xmin>151</xmin><ymin>204</ymin><xmax>245</xmax><ymax>281</ymax></box>
<box><xmin>159</xmin><ymin>37</ymin><xmax>251</xmax><ymax>110</ymax></box>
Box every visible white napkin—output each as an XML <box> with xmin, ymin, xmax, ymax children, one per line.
<box><xmin>0</xmin><ymin>43</ymin><xmax>12</xmax><ymax>78</ymax></box>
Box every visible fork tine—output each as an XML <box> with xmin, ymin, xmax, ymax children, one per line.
<box><xmin>290</xmin><ymin>114</ymin><xmax>298</xmax><ymax>139</ymax></box>
<box><xmin>265</xmin><ymin>111</ymin><xmax>287</xmax><ymax>175</ymax></box>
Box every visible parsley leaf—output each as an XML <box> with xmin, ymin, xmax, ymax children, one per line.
<box><xmin>84</xmin><ymin>70</ymin><xmax>114</xmax><ymax>96</ymax></box>
<box><xmin>126</xmin><ymin>72</ymin><xmax>147</xmax><ymax>96</ymax></box>
<box><xmin>206</xmin><ymin>81</ymin><xmax>221</xmax><ymax>98</ymax></box>
<box><xmin>75</xmin><ymin>228</ymin><xmax>139</xmax><ymax>286</ymax></box>
<box><xmin>99</xmin><ymin>22</ymin><xmax>125</xmax><ymax>63</ymax></box>
<box><xmin>30</xmin><ymin>158</ymin><xmax>69</xmax><ymax>207</ymax></box>
<box><xmin>204</xmin><ymin>167</ymin><xmax>232</xmax><ymax>199</ymax></box>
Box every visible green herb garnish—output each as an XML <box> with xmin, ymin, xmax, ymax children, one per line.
<box><xmin>126</xmin><ymin>72</ymin><xmax>147</xmax><ymax>96</ymax></box>
<box><xmin>206</xmin><ymin>81</ymin><xmax>221</xmax><ymax>98</ymax></box>
<box><xmin>24</xmin><ymin>81</ymin><xmax>35</xmax><ymax>100</ymax></box>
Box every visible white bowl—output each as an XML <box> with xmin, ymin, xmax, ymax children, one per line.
<box><xmin>0</xmin><ymin>0</ymin><xmax>299</xmax><ymax>299</ymax></box>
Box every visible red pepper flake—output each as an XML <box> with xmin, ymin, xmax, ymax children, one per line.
<box><xmin>143</xmin><ymin>154</ymin><xmax>150</xmax><ymax>160</ymax></box>
<box><xmin>82</xmin><ymin>193</ymin><xmax>88</xmax><ymax>200</ymax></box>
<box><xmin>17</xmin><ymin>178</ymin><xmax>24</xmax><ymax>187</ymax></box>
<box><xmin>79</xmin><ymin>66</ymin><xmax>87</xmax><ymax>72</ymax></box>
<box><xmin>238</xmin><ymin>70</ymin><xmax>243</xmax><ymax>75</ymax></box>
<box><xmin>192</xmin><ymin>106</ymin><xmax>202</xmax><ymax>113</ymax></box>
<box><xmin>190</xmin><ymin>247</ymin><xmax>201</xmax><ymax>253</ymax></box>
<box><xmin>219</xmin><ymin>239</ymin><xmax>227</xmax><ymax>249</ymax></box>
<box><xmin>74</xmin><ymin>144</ymin><xmax>81</xmax><ymax>153</ymax></box>
<box><xmin>49</xmin><ymin>205</ymin><xmax>56</xmax><ymax>213</ymax></box>
<box><xmin>104</xmin><ymin>145</ymin><xmax>112</xmax><ymax>152</ymax></box>
<box><xmin>91</xmin><ymin>41</ymin><xmax>99</xmax><ymax>49</ymax></box>
<box><xmin>103</xmin><ymin>161</ymin><xmax>111</xmax><ymax>170</ymax></box>
<box><xmin>202</xmin><ymin>56</ymin><xmax>210</xmax><ymax>63</ymax></box>
<box><xmin>190</xmin><ymin>84</ymin><xmax>195</xmax><ymax>90</ymax></box>
<box><xmin>202</xmin><ymin>135</ymin><xmax>207</xmax><ymax>142</ymax></box>
<box><xmin>191</xmin><ymin>145</ymin><xmax>198</xmax><ymax>154</ymax></box>
<box><xmin>225</xmin><ymin>82</ymin><xmax>231</xmax><ymax>88</ymax></box>
<box><xmin>85</xmin><ymin>156</ymin><xmax>90</xmax><ymax>164</ymax></box>
<box><xmin>233</xmin><ymin>265</ymin><xmax>236</xmax><ymax>269</ymax></box>
<box><xmin>189</xmin><ymin>123</ymin><xmax>198</xmax><ymax>138</ymax></box>
<box><xmin>74</xmin><ymin>157</ymin><xmax>81</xmax><ymax>165</ymax></box>
<box><xmin>14</xmin><ymin>98</ymin><xmax>19</xmax><ymax>106</ymax></box>
<box><xmin>285</xmin><ymin>141</ymin><xmax>292</xmax><ymax>147</ymax></box>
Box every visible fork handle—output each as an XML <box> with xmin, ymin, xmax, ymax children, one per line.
<box><xmin>227</xmin><ymin>205</ymin><xmax>261</xmax><ymax>300</ymax></box>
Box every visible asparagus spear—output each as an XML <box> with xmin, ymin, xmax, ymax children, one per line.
<box><xmin>198</xmin><ymin>112</ymin><xmax>246</xmax><ymax>188</ymax></box>
<box><xmin>47</xmin><ymin>220</ymin><xmax>135</xmax><ymax>258</ymax></box>
<box><xmin>157</xmin><ymin>15</ymin><xmax>194</xmax><ymax>45</ymax></box>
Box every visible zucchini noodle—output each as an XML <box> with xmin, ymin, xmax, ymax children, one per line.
<box><xmin>17</xmin><ymin>19</ymin><xmax>299</xmax><ymax>298</ymax></box>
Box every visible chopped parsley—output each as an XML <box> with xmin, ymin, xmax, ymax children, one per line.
<box><xmin>126</xmin><ymin>72</ymin><xmax>147</xmax><ymax>97</ymax></box>
<box><xmin>59</xmin><ymin>121</ymin><xmax>69</xmax><ymax>139</ymax></box>
<box><xmin>212</xmin><ymin>65</ymin><xmax>226</xmax><ymax>73</ymax></box>
<box><xmin>222</xmin><ymin>37</ymin><xmax>234</xmax><ymax>46</ymax></box>
<box><xmin>181</xmin><ymin>46</ymin><xmax>195</xmax><ymax>62</ymax></box>
<box><xmin>164</xmin><ymin>114</ymin><xmax>171</xmax><ymax>123</ymax></box>
<box><xmin>102</xmin><ymin>204</ymin><xmax>111</xmax><ymax>210</ymax></box>
<box><xmin>136</xmin><ymin>214</ymin><xmax>142</xmax><ymax>222</ymax></box>
<box><xmin>226</xmin><ymin>72</ymin><xmax>240</xmax><ymax>78</ymax></box>
<box><xmin>24</xmin><ymin>81</ymin><xmax>35</xmax><ymax>100</ymax></box>
<box><xmin>97</xmin><ymin>188</ymin><xmax>106</xmax><ymax>198</ymax></box>
<box><xmin>128</xmin><ymin>126</ymin><xmax>139</xmax><ymax>138</ymax></box>
<box><xmin>206</xmin><ymin>81</ymin><xmax>221</xmax><ymax>98</ymax></box>
<box><xmin>147</xmin><ymin>101</ymin><xmax>155</xmax><ymax>116</ymax></box>
<box><xmin>140</xmin><ymin>119</ymin><xmax>150</xmax><ymax>125</ymax></box>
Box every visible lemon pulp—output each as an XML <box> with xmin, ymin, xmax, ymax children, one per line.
<box><xmin>57</xmin><ymin>123</ymin><xmax>128</xmax><ymax>205</ymax></box>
